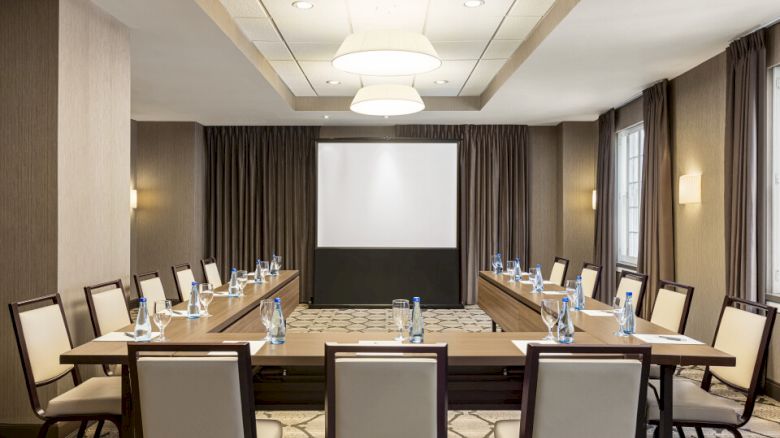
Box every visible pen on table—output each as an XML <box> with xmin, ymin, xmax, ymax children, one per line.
<box><xmin>659</xmin><ymin>335</ymin><xmax>681</xmax><ymax>341</ymax></box>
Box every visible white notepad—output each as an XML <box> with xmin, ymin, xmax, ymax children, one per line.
<box><xmin>512</xmin><ymin>339</ymin><xmax>558</xmax><ymax>354</ymax></box>
<box><xmin>631</xmin><ymin>334</ymin><xmax>704</xmax><ymax>345</ymax></box>
<box><xmin>541</xmin><ymin>291</ymin><xmax>567</xmax><ymax>296</ymax></box>
<box><xmin>95</xmin><ymin>332</ymin><xmax>160</xmax><ymax>342</ymax></box>
<box><xmin>580</xmin><ymin>309</ymin><xmax>614</xmax><ymax>317</ymax></box>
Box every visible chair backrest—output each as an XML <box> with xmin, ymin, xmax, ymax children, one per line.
<box><xmin>649</xmin><ymin>280</ymin><xmax>694</xmax><ymax>333</ymax></box>
<box><xmin>85</xmin><ymin>279</ymin><xmax>131</xmax><ymax>336</ymax></box>
<box><xmin>615</xmin><ymin>271</ymin><xmax>648</xmax><ymax>315</ymax></box>
<box><xmin>8</xmin><ymin>294</ymin><xmax>80</xmax><ymax>418</ymax></box>
<box><xmin>172</xmin><ymin>263</ymin><xmax>196</xmax><ymax>302</ymax></box>
<box><xmin>128</xmin><ymin>343</ymin><xmax>256</xmax><ymax>438</ymax></box>
<box><xmin>548</xmin><ymin>257</ymin><xmax>569</xmax><ymax>286</ymax></box>
<box><xmin>580</xmin><ymin>263</ymin><xmax>602</xmax><ymax>298</ymax></box>
<box><xmin>519</xmin><ymin>344</ymin><xmax>650</xmax><ymax>438</ymax></box>
<box><xmin>134</xmin><ymin>271</ymin><xmax>168</xmax><ymax>304</ymax></box>
<box><xmin>201</xmin><ymin>257</ymin><xmax>222</xmax><ymax>287</ymax></box>
<box><xmin>325</xmin><ymin>343</ymin><xmax>447</xmax><ymax>438</ymax></box>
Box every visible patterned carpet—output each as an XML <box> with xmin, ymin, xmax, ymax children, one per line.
<box><xmin>73</xmin><ymin>305</ymin><xmax>780</xmax><ymax>438</ymax></box>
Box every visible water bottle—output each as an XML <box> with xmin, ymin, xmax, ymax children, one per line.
<box><xmin>574</xmin><ymin>275</ymin><xmax>585</xmax><ymax>311</ymax></box>
<box><xmin>269</xmin><ymin>297</ymin><xmax>286</xmax><ymax>344</ymax></box>
<box><xmin>228</xmin><ymin>268</ymin><xmax>241</xmax><ymax>296</ymax></box>
<box><xmin>623</xmin><ymin>292</ymin><xmax>636</xmax><ymax>334</ymax></box>
<box><xmin>495</xmin><ymin>253</ymin><xmax>503</xmax><ymax>274</ymax></box>
<box><xmin>270</xmin><ymin>253</ymin><xmax>279</xmax><ymax>276</ymax></box>
<box><xmin>187</xmin><ymin>281</ymin><xmax>200</xmax><ymax>319</ymax></box>
<box><xmin>410</xmin><ymin>296</ymin><xmax>424</xmax><ymax>343</ymax></box>
<box><xmin>534</xmin><ymin>264</ymin><xmax>544</xmax><ymax>292</ymax></box>
<box><xmin>254</xmin><ymin>259</ymin><xmax>262</xmax><ymax>283</ymax></box>
<box><xmin>557</xmin><ymin>297</ymin><xmax>574</xmax><ymax>344</ymax></box>
<box><xmin>134</xmin><ymin>297</ymin><xmax>152</xmax><ymax>341</ymax></box>
<box><xmin>513</xmin><ymin>257</ymin><xmax>522</xmax><ymax>282</ymax></box>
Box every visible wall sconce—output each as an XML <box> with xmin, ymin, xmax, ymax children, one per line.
<box><xmin>592</xmin><ymin>190</ymin><xmax>597</xmax><ymax>210</ymax></box>
<box><xmin>130</xmin><ymin>189</ymin><xmax>138</xmax><ymax>209</ymax></box>
<box><xmin>678</xmin><ymin>174</ymin><xmax>701</xmax><ymax>204</ymax></box>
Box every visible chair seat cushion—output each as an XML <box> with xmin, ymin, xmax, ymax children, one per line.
<box><xmin>256</xmin><ymin>419</ymin><xmax>283</xmax><ymax>438</ymax></box>
<box><xmin>46</xmin><ymin>377</ymin><xmax>121</xmax><ymax>416</ymax></box>
<box><xmin>647</xmin><ymin>379</ymin><xmax>741</xmax><ymax>425</ymax></box>
<box><xmin>494</xmin><ymin>419</ymin><xmax>521</xmax><ymax>438</ymax></box>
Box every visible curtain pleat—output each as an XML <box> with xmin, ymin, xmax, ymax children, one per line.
<box><xmin>205</xmin><ymin>126</ymin><xmax>319</xmax><ymax>302</ymax></box>
<box><xmin>637</xmin><ymin>80</ymin><xmax>676</xmax><ymax>318</ymax></box>
<box><xmin>724</xmin><ymin>29</ymin><xmax>766</xmax><ymax>304</ymax></box>
<box><xmin>594</xmin><ymin>109</ymin><xmax>617</xmax><ymax>303</ymax></box>
<box><xmin>396</xmin><ymin>125</ymin><xmax>529</xmax><ymax>304</ymax></box>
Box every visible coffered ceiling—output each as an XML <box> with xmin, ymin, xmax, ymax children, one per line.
<box><xmin>218</xmin><ymin>0</ymin><xmax>554</xmax><ymax>97</ymax></box>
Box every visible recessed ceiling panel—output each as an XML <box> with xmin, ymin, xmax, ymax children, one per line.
<box><xmin>361</xmin><ymin>75</ymin><xmax>413</xmax><ymax>86</ymax></box>
<box><xmin>288</xmin><ymin>42</ymin><xmax>341</xmax><ymax>61</ymax></box>
<box><xmin>415</xmin><ymin>60</ymin><xmax>478</xmax><ymax>97</ymax></box>
<box><xmin>219</xmin><ymin>0</ymin><xmax>267</xmax><ymax>18</ymax></box>
<box><xmin>270</xmin><ymin>60</ymin><xmax>317</xmax><ymax>96</ymax></box>
<box><xmin>262</xmin><ymin>0</ymin><xmax>351</xmax><ymax>43</ymax></box>
<box><xmin>460</xmin><ymin>59</ymin><xmax>505</xmax><ymax>96</ymax></box>
<box><xmin>432</xmin><ymin>41</ymin><xmax>488</xmax><ymax>60</ymax></box>
<box><xmin>348</xmin><ymin>0</ymin><xmax>427</xmax><ymax>33</ymax></box>
<box><xmin>495</xmin><ymin>16</ymin><xmax>539</xmax><ymax>40</ymax></box>
<box><xmin>234</xmin><ymin>17</ymin><xmax>279</xmax><ymax>41</ymax></box>
<box><xmin>253</xmin><ymin>41</ymin><xmax>294</xmax><ymax>60</ymax></box>
<box><xmin>483</xmin><ymin>39</ymin><xmax>520</xmax><ymax>59</ymax></box>
<box><xmin>299</xmin><ymin>61</ymin><xmax>361</xmax><ymax>95</ymax></box>
<box><xmin>509</xmin><ymin>0</ymin><xmax>555</xmax><ymax>17</ymax></box>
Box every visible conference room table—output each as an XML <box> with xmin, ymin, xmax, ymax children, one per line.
<box><xmin>60</xmin><ymin>270</ymin><xmax>735</xmax><ymax>438</ymax></box>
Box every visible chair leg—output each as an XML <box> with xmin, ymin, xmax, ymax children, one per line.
<box><xmin>37</xmin><ymin>420</ymin><xmax>54</xmax><ymax>438</ymax></box>
<box><xmin>652</xmin><ymin>425</ymin><xmax>660</xmax><ymax>438</ymax></box>
<box><xmin>676</xmin><ymin>425</ymin><xmax>685</xmax><ymax>437</ymax></box>
<box><xmin>728</xmin><ymin>426</ymin><xmax>742</xmax><ymax>438</ymax></box>
<box><xmin>94</xmin><ymin>420</ymin><xmax>105</xmax><ymax>437</ymax></box>
<box><xmin>77</xmin><ymin>420</ymin><xmax>88</xmax><ymax>438</ymax></box>
<box><xmin>491</xmin><ymin>320</ymin><xmax>497</xmax><ymax>332</ymax></box>
<box><xmin>695</xmin><ymin>427</ymin><xmax>704</xmax><ymax>438</ymax></box>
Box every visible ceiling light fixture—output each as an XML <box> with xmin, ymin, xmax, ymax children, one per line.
<box><xmin>434</xmin><ymin>80</ymin><xmax>449</xmax><ymax>85</ymax></box>
<box><xmin>333</xmin><ymin>30</ymin><xmax>441</xmax><ymax>76</ymax></box>
<box><xmin>326</xmin><ymin>80</ymin><xmax>341</xmax><ymax>85</ymax></box>
<box><xmin>464</xmin><ymin>0</ymin><xmax>485</xmax><ymax>7</ymax></box>
<box><xmin>291</xmin><ymin>1</ymin><xmax>314</xmax><ymax>10</ymax></box>
<box><xmin>323</xmin><ymin>115</ymin><xmax>330</xmax><ymax>119</ymax></box>
<box><xmin>350</xmin><ymin>84</ymin><xmax>425</xmax><ymax>116</ymax></box>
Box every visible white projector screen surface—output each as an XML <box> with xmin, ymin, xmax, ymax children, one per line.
<box><xmin>317</xmin><ymin>141</ymin><xmax>457</xmax><ymax>248</ymax></box>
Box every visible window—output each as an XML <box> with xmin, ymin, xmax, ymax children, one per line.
<box><xmin>769</xmin><ymin>66</ymin><xmax>780</xmax><ymax>299</ymax></box>
<box><xmin>616</xmin><ymin>123</ymin><xmax>645</xmax><ymax>267</ymax></box>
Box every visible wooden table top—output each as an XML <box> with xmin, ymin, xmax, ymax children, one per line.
<box><xmin>479</xmin><ymin>271</ymin><xmax>735</xmax><ymax>367</ymax></box>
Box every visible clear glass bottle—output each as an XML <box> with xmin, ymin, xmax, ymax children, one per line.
<box><xmin>409</xmin><ymin>296</ymin><xmax>424</xmax><ymax>343</ymax></box>
<box><xmin>513</xmin><ymin>258</ymin><xmax>522</xmax><ymax>282</ymax></box>
<box><xmin>134</xmin><ymin>297</ymin><xmax>152</xmax><ymax>341</ymax></box>
<box><xmin>623</xmin><ymin>292</ymin><xmax>636</xmax><ymax>334</ymax></box>
<box><xmin>494</xmin><ymin>253</ymin><xmax>503</xmax><ymax>274</ymax></box>
<box><xmin>254</xmin><ymin>259</ymin><xmax>263</xmax><ymax>283</ymax></box>
<box><xmin>534</xmin><ymin>263</ymin><xmax>544</xmax><ymax>292</ymax></box>
<box><xmin>228</xmin><ymin>268</ymin><xmax>241</xmax><ymax>296</ymax></box>
<box><xmin>269</xmin><ymin>297</ymin><xmax>286</xmax><ymax>344</ymax></box>
<box><xmin>187</xmin><ymin>281</ymin><xmax>200</xmax><ymax>319</ymax></box>
<box><xmin>557</xmin><ymin>297</ymin><xmax>575</xmax><ymax>344</ymax></box>
<box><xmin>574</xmin><ymin>275</ymin><xmax>585</xmax><ymax>311</ymax></box>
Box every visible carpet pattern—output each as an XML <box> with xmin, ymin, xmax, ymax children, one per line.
<box><xmin>73</xmin><ymin>305</ymin><xmax>780</xmax><ymax>437</ymax></box>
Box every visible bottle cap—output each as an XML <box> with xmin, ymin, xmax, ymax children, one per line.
<box><xmin>562</xmin><ymin>297</ymin><xmax>569</xmax><ymax>302</ymax></box>
<box><xmin>536</xmin><ymin>264</ymin><xmax>541</xmax><ymax>268</ymax></box>
<box><xmin>139</xmin><ymin>297</ymin><xmax>146</xmax><ymax>303</ymax></box>
<box><xmin>231</xmin><ymin>268</ymin><xmax>237</xmax><ymax>272</ymax></box>
<box><xmin>626</xmin><ymin>292</ymin><xmax>633</xmax><ymax>297</ymax></box>
<box><xmin>412</xmin><ymin>296</ymin><xmax>420</xmax><ymax>302</ymax></box>
<box><xmin>274</xmin><ymin>297</ymin><xmax>281</xmax><ymax>303</ymax></box>
<box><xmin>191</xmin><ymin>281</ymin><xmax>198</xmax><ymax>286</ymax></box>
<box><xmin>257</xmin><ymin>259</ymin><xmax>260</xmax><ymax>263</ymax></box>
<box><xmin>576</xmin><ymin>274</ymin><xmax>582</xmax><ymax>280</ymax></box>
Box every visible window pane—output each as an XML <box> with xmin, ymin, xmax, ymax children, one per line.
<box><xmin>615</xmin><ymin>123</ymin><xmax>645</xmax><ymax>266</ymax></box>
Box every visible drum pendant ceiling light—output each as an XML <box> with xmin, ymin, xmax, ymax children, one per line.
<box><xmin>333</xmin><ymin>30</ymin><xmax>441</xmax><ymax>76</ymax></box>
<box><xmin>350</xmin><ymin>84</ymin><xmax>425</xmax><ymax>116</ymax></box>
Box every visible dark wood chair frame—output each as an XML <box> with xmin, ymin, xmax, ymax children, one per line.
<box><xmin>127</xmin><ymin>342</ymin><xmax>256</xmax><ymax>438</ymax></box>
<box><xmin>550</xmin><ymin>256</ymin><xmax>570</xmax><ymax>286</ymax></box>
<box><xmin>617</xmin><ymin>270</ymin><xmax>649</xmax><ymax>315</ymax></box>
<box><xmin>324</xmin><ymin>343</ymin><xmax>448</xmax><ymax>438</ymax></box>
<box><xmin>649</xmin><ymin>296</ymin><xmax>777</xmax><ymax>438</ymax></box>
<box><xmin>171</xmin><ymin>262</ymin><xmax>195</xmax><ymax>303</ymax></box>
<box><xmin>133</xmin><ymin>270</ymin><xmax>180</xmax><ymax>304</ymax></box>
<box><xmin>9</xmin><ymin>294</ymin><xmax>122</xmax><ymax>438</ymax></box>
<box><xmin>84</xmin><ymin>279</ymin><xmax>132</xmax><ymax>376</ymax></box>
<box><xmin>581</xmin><ymin>262</ymin><xmax>603</xmax><ymax>297</ymax></box>
<box><xmin>520</xmin><ymin>344</ymin><xmax>651</xmax><ymax>438</ymax></box>
<box><xmin>200</xmin><ymin>257</ymin><xmax>219</xmax><ymax>284</ymax></box>
<box><xmin>652</xmin><ymin>280</ymin><xmax>695</xmax><ymax>334</ymax></box>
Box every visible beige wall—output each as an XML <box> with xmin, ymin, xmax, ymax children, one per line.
<box><xmin>528</xmin><ymin>126</ymin><xmax>563</xmax><ymax>268</ymax></box>
<box><xmin>131</xmin><ymin>122</ymin><xmax>206</xmax><ymax>298</ymax></box>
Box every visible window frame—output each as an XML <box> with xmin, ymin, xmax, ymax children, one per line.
<box><xmin>615</xmin><ymin>122</ymin><xmax>645</xmax><ymax>269</ymax></box>
<box><xmin>767</xmin><ymin>65</ymin><xmax>780</xmax><ymax>301</ymax></box>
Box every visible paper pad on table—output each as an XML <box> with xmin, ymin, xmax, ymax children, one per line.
<box><xmin>631</xmin><ymin>334</ymin><xmax>704</xmax><ymax>345</ymax></box>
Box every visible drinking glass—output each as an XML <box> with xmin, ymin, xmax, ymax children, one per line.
<box><xmin>256</xmin><ymin>261</ymin><xmax>270</xmax><ymax>283</ymax></box>
<box><xmin>506</xmin><ymin>260</ymin><xmax>517</xmax><ymax>281</ymax></box>
<box><xmin>237</xmin><ymin>270</ymin><xmax>248</xmax><ymax>293</ymax></box>
<box><xmin>199</xmin><ymin>283</ymin><xmax>214</xmax><ymax>317</ymax></box>
<box><xmin>612</xmin><ymin>296</ymin><xmax>628</xmax><ymax>337</ymax></box>
<box><xmin>272</xmin><ymin>255</ymin><xmax>282</xmax><ymax>275</ymax></box>
<box><xmin>564</xmin><ymin>280</ymin><xmax>577</xmax><ymax>304</ymax></box>
<box><xmin>259</xmin><ymin>299</ymin><xmax>274</xmax><ymax>341</ymax></box>
<box><xmin>392</xmin><ymin>299</ymin><xmax>410</xmax><ymax>341</ymax></box>
<box><xmin>540</xmin><ymin>299</ymin><xmax>559</xmax><ymax>341</ymax></box>
<box><xmin>152</xmin><ymin>300</ymin><xmax>172</xmax><ymax>341</ymax></box>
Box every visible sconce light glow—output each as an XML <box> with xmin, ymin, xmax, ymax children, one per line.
<box><xmin>678</xmin><ymin>174</ymin><xmax>701</xmax><ymax>204</ymax></box>
<box><xmin>130</xmin><ymin>189</ymin><xmax>138</xmax><ymax>209</ymax></box>
<box><xmin>592</xmin><ymin>190</ymin><xmax>597</xmax><ymax>210</ymax></box>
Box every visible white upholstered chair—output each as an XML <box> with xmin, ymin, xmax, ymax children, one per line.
<box><xmin>134</xmin><ymin>271</ymin><xmax>171</xmax><ymax>304</ymax></box>
<box><xmin>495</xmin><ymin>344</ymin><xmax>651</xmax><ymax>438</ymax></box>
<box><xmin>128</xmin><ymin>342</ymin><xmax>282</xmax><ymax>438</ymax></box>
<box><xmin>9</xmin><ymin>294</ymin><xmax>122</xmax><ymax>438</ymax></box>
<box><xmin>580</xmin><ymin>263</ymin><xmax>602</xmax><ymax>298</ymax></box>
<box><xmin>649</xmin><ymin>280</ymin><xmax>695</xmax><ymax>334</ymax></box>
<box><xmin>647</xmin><ymin>296</ymin><xmax>777</xmax><ymax>437</ymax></box>
<box><xmin>172</xmin><ymin>262</ymin><xmax>197</xmax><ymax>302</ymax></box>
<box><xmin>85</xmin><ymin>279</ymin><xmax>132</xmax><ymax>376</ymax></box>
<box><xmin>547</xmin><ymin>257</ymin><xmax>569</xmax><ymax>286</ymax></box>
<box><xmin>325</xmin><ymin>343</ymin><xmax>447</xmax><ymax>438</ymax></box>
<box><xmin>614</xmin><ymin>271</ymin><xmax>648</xmax><ymax>315</ymax></box>
<box><xmin>201</xmin><ymin>257</ymin><xmax>223</xmax><ymax>287</ymax></box>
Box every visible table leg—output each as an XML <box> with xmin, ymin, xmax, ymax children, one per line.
<box><xmin>491</xmin><ymin>321</ymin><xmax>497</xmax><ymax>332</ymax></box>
<box><xmin>121</xmin><ymin>364</ymin><xmax>134</xmax><ymax>438</ymax></box>
<box><xmin>658</xmin><ymin>365</ymin><xmax>675</xmax><ymax>438</ymax></box>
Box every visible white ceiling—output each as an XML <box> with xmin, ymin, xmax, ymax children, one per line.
<box><xmin>92</xmin><ymin>0</ymin><xmax>780</xmax><ymax>126</ymax></box>
<box><xmin>220</xmin><ymin>0</ymin><xmax>554</xmax><ymax>97</ymax></box>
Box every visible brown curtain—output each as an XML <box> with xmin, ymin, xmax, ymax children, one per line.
<box><xmin>593</xmin><ymin>109</ymin><xmax>617</xmax><ymax>303</ymax></box>
<box><xmin>395</xmin><ymin>125</ymin><xmax>530</xmax><ymax>304</ymax></box>
<box><xmin>205</xmin><ymin>126</ymin><xmax>319</xmax><ymax>302</ymax></box>
<box><xmin>637</xmin><ymin>80</ymin><xmax>676</xmax><ymax>318</ymax></box>
<box><xmin>725</xmin><ymin>29</ymin><xmax>767</xmax><ymax>303</ymax></box>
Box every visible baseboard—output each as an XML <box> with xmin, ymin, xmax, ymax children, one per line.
<box><xmin>766</xmin><ymin>378</ymin><xmax>780</xmax><ymax>400</ymax></box>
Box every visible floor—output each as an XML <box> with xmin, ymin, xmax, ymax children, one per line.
<box><xmin>75</xmin><ymin>305</ymin><xmax>780</xmax><ymax>438</ymax></box>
